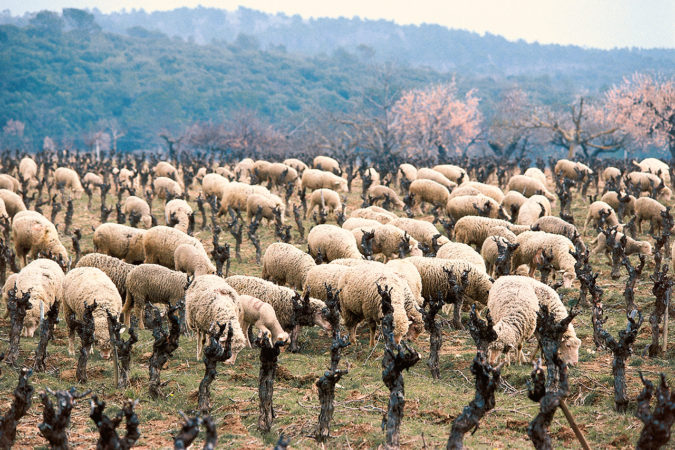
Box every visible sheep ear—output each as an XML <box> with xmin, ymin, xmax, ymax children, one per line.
<box><xmin>502</xmin><ymin>343</ymin><xmax>514</xmax><ymax>353</ymax></box>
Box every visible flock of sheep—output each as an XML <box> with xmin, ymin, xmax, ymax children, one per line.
<box><xmin>0</xmin><ymin>150</ymin><xmax>672</xmax><ymax>445</ymax></box>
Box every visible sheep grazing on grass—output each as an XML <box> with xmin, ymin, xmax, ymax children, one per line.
<box><xmin>0</xmin><ymin>188</ymin><xmax>27</xmax><ymax>218</ymax></box>
<box><xmin>409</xmin><ymin>179</ymin><xmax>450</xmax><ymax>212</ymax></box>
<box><xmin>122</xmin><ymin>196</ymin><xmax>153</xmax><ymax>228</ymax></box>
<box><xmin>633</xmin><ymin>197</ymin><xmax>670</xmax><ymax>235</ymax></box>
<box><xmin>512</xmin><ymin>231</ymin><xmax>577</xmax><ymax>287</ymax></box>
<box><xmin>53</xmin><ymin>167</ymin><xmax>84</xmax><ymax>199</ymax></box>
<box><xmin>388</xmin><ymin>217</ymin><xmax>449</xmax><ymax>248</ymax></box>
<box><xmin>460</xmin><ymin>181</ymin><xmax>505</xmax><ymax>203</ymax></box>
<box><xmin>583</xmin><ymin>201</ymin><xmax>621</xmax><ymax>234</ymax></box>
<box><xmin>366</xmin><ymin>185</ymin><xmax>405</xmax><ymax>209</ymax></box>
<box><xmin>246</xmin><ymin>193</ymin><xmax>284</xmax><ymax>224</ymax></box>
<box><xmin>283</xmin><ymin>158</ymin><xmax>308</xmax><ymax>174</ymax></box>
<box><xmin>143</xmin><ymin>225</ymin><xmax>206</xmax><ymax>268</ymax></box>
<box><xmin>93</xmin><ymin>223</ymin><xmax>146</xmax><ymax>264</ymax></box>
<box><xmin>523</xmin><ymin>167</ymin><xmax>547</xmax><ymax>186</ymax></box>
<box><xmin>601</xmin><ymin>167</ymin><xmax>622</xmax><ymax>186</ymax></box>
<box><xmin>19</xmin><ymin>156</ymin><xmax>38</xmax><ymax>186</ymax></box>
<box><xmin>306</xmin><ymin>188</ymin><xmax>342</xmax><ymax>218</ymax></box>
<box><xmin>554</xmin><ymin>159</ymin><xmax>592</xmax><ymax>181</ymax></box>
<box><xmin>398</xmin><ymin>163</ymin><xmax>417</xmax><ymax>185</ymax></box>
<box><xmin>76</xmin><ymin>253</ymin><xmax>134</xmax><ymax>300</ymax></box>
<box><xmin>11</xmin><ymin>210</ymin><xmax>69</xmax><ymax>270</ymax></box>
<box><xmin>342</xmin><ymin>217</ymin><xmax>382</xmax><ymax>231</ymax></box>
<box><xmin>265</xmin><ymin>162</ymin><xmax>298</xmax><ymax>187</ymax></box>
<box><xmin>62</xmin><ymin>267</ymin><xmax>123</xmax><ymax>359</ymax></box>
<box><xmin>590</xmin><ymin>232</ymin><xmax>652</xmax><ymax>263</ymax></box>
<box><xmin>625</xmin><ymin>171</ymin><xmax>672</xmax><ymax>201</ymax></box>
<box><xmin>301</xmin><ymin>169</ymin><xmax>348</xmax><ymax>193</ymax></box>
<box><xmin>12</xmin><ymin>258</ymin><xmax>64</xmax><ymax>337</ymax></box>
<box><xmin>174</xmin><ymin>244</ymin><xmax>216</xmax><ymax>277</ymax></box>
<box><xmin>436</xmin><ymin>241</ymin><xmax>487</xmax><ymax>273</ymax></box>
<box><xmin>515</xmin><ymin>195</ymin><xmax>551</xmax><ymax>226</ymax></box>
<box><xmin>307</xmin><ymin>224</ymin><xmax>363</xmax><ymax>261</ymax></box>
<box><xmin>446</xmin><ymin>194</ymin><xmax>506</xmax><ymax>222</ymax></box>
<box><xmin>217</xmin><ymin>182</ymin><xmax>270</xmax><ymax>215</ymax></box>
<box><xmin>352</xmin><ymin>224</ymin><xmax>423</xmax><ymax>261</ymax></box>
<box><xmin>601</xmin><ymin>191</ymin><xmax>636</xmax><ymax>217</ymax></box>
<box><xmin>531</xmin><ymin>216</ymin><xmax>585</xmax><ymax>251</ymax></box>
<box><xmin>238</xmin><ymin>294</ymin><xmax>289</xmax><ymax>346</ymax></box>
<box><xmin>453</xmin><ymin>216</ymin><xmax>529</xmax><ymax>249</ymax></box>
<box><xmin>165</xmin><ymin>199</ymin><xmax>193</xmax><ymax>233</ymax></box>
<box><xmin>481</xmin><ymin>231</ymin><xmax>519</xmax><ymax>277</ymax></box>
<box><xmin>348</xmin><ymin>206</ymin><xmax>396</xmax><ymax>224</ymax></box>
<box><xmin>201</xmin><ymin>173</ymin><xmax>229</xmax><ymax>198</ymax></box>
<box><xmin>0</xmin><ymin>174</ymin><xmax>20</xmax><ymax>192</ymax></box>
<box><xmin>500</xmin><ymin>191</ymin><xmax>528</xmax><ymax>219</ymax></box>
<box><xmin>632</xmin><ymin>157</ymin><xmax>670</xmax><ymax>186</ymax></box>
<box><xmin>506</xmin><ymin>175</ymin><xmax>556</xmax><ymax>202</ymax></box>
<box><xmin>433</xmin><ymin>164</ymin><xmax>467</xmax><ymax>183</ymax></box>
<box><xmin>153</xmin><ymin>177</ymin><xmax>183</xmax><ymax>199</ymax></box>
<box><xmin>234</xmin><ymin>158</ymin><xmax>254</xmax><ymax>181</ymax></box>
<box><xmin>122</xmin><ymin>263</ymin><xmax>190</xmax><ymax>328</ymax></box>
<box><xmin>153</xmin><ymin>161</ymin><xmax>180</xmax><ymax>180</ymax></box>
<box><xmin>313</xmin><ymin>155</ymin><xmax>341</xmax><ymax>174</ymax></box>
<box><xmin>185</xmin><ymin>275</ymin><xmax>247</xmax><ymax>361</ymax></box>
<box><xmin>262</xmin><ymin>242</ymin><xmax>316</xmax><ymax>290</ymax></box>
<box><xmin>416</xmin><ymin>168</ymin><xmax>457</xmax><ymax>191</ymax></box>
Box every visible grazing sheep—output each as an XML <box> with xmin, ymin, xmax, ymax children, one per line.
<box><xmin>633</xmin><ymin>158</ymin><xmax>670</xmax><ymax>186</ymax></box>
<box><xmin>501</xmin><ymin>190</ymin><xmax>528</xmax><ymax>219</ymax></box>
<box><xmin>506</xmin><ymin>175</ymin><xmax>556</xmax><ymax>201</ymax></box>
<box><xmin>625</xmin><ymin>172</ymin><xmax>672</xmax><ymax>200</ymax></box>
<box><xmin>262</xmin><ymin>242</ymin><xmax>316</xmax><ymax>290</ymax></box>
<box><xmin>398</xmin><ymin>163</ymin><xmax>418</xmax><ymax>185</ymax></box>
<box><xmin>225</xmin><ymin>275</ymin><xmax>331</xmax><ymax>340</ymax></box>
<box><xmin>634</xmin><ymin>197</ymin><xmax>669</xmax><ymax>235</ymax></box>
<box><xmin>385</xmin><ymin>259</ymin><xmax>424</xmax><ymax>306</ymax></box>
<box><xmin>13</xmin><ymin>259</ymin><xmax>64</xmax><ymax>337</ymax></box>
<box><xmin>76</xmin><ymin>253</ymin><xmax>134</xmax><ymax>300</ymax></box>
<box><xmin>218</xmin><ymin>182</ymin><xmax>270</xmax><ymax>215</ymax></box>
<box><xmin>153</xmin><ymin>161</ymin><xmax>180</xmax><ymax>180</ymax></box>
<box><xmin>454</xmin><ymin>216</ymin><xmax>529</xmax><ymax>249</ymax></box>
<box><xmin>308</xmin><ymin>224</ymin><xmax>363</xmax><ymax>262</ymax></box>
<box><xmin>409</xmin><ymin>179</ymin><xmax>450</xmax><ymax>211</ymax></box>
<box><xmin>481</xmin><ymin>229</ymin><xmax>518</xmax><ymax>277</ymax></box>
<box><xmin>1</xmin><ymin>273</ymin><xmax>18</xmax><ymax>315</ymax></box>
<box><xmin>11</xmin><ymin>210</ymin><xmax>69</xmax><ymax>269</ymax></box>
<box><xmin>53</xmin><ymin>167</ymin><xmax>84</xmax><ymax>198</ymax></box>
<box><xmin>388</xmin><ymin>217</ymin><xmax>449</xmax><ymax>247</ymax></box>
<box><xmin>142</xmin><ymin>226</ymin><xmax>206</xmax><ymax>268</ymax></box>
<box><xmin>122</xmin><ymin>263</ymin><xmax>190</xmax><ymax>328</ymax></box>
<box><xmin>512</xmin><ymin>231</ymin><xmax>576</xmax><ymax>287</ymax></box>
<box><xmin>600</xmin><ymin>191</ymin><xmax>636</xmax><ymax>217</ymax></box>
<box><xmin>246</xmin><ymin>193</ymin><xmax>284</xmax><ymax>224</ymax></box>
<box><xmin>590</xmin><ymin>232</ymin><xmax>652</xmax><ymax>263</ymax></box>
<box><xmin>283</xmin><ymin>158</ymin><xmax>308</xmax><ymax>174</ymax></box>
<box><xmin>554</xmin><ymin>159</ymin><xmax>592</xmax><ymax>180</ymax></box>
<box><xmin>234</xmin><ymin>158</ymin><xmax>254</xmax><ymax>181</ymax></box>
<box><xmin>583</xmin><ymin>201</ymin><xmax>621</xmax><ymax>234</ymax></box>
<box><xmin>447</xmin><ymin>194</ymin><xmax>505</xmax><ymax>221</ymax></box>
<box><xmin>238</xmin><ymin>294</ymin><xmax>289</xmax><ymax>346</ymax></box>
<box><xmin>348</xmin><ymin>206</ymin><xmax>396</xmax><ymax>224</ymax></box>
<box><xmin>516</xmin><ymin>195</ymin><xmax>551</xmax><ymax>226</ymax></box>
<box><xmin>602</xmin><ymin>167</ymin><xmax>622</xmax><ymax>185</ymax></box>
<box><xmin>405</xmin><ymin>256</ymin><xmax>493</xmax><ymax>306</ymax></box>
<box><xmin>486</xmin><ymin>276</ymin><xmax>539</xmax><ymax>365</ymax></box>
<box><xmin>531</xmin><ymin>216</ymin><xmax>584</xmax><ymax>250</ymax></box>
<box><xmin>62</xmin><ymin>267</ymin><xmax>123</xmax><ymax>359</ymax></box>
<box><xmin>352</xmin><ymin>224</ymin><xmax>424</xmax><ymax>261</ymax></box>
<box><xmin>416</xmin><ymin>168</ymin><xmax>457</xmax><ymax>191</ymax></box>
<box><xmin>306</xmin><ymin>188</ymin><xmax>342</xmax><ymax>218</ymax></box>
<box><xmin>252</xmin><ymin>160</ymin><xmax>272</xmax><ymax>182</ymax></box>
<box><xmin>165</xmin><ymin>198</ymin><xmax>193</xmax><ymax>233</ymax></box>
<box><xmin>153</xmin><ymin>176</ymin><xmax>183</xmax><ymax>199</ymax></box>
<box><xmin>436</xmin><ymin>242</ymin><xmax>487</xmax><ymax>273</ymax></box>
<box><xmin>174</xmin><ymin>244</ymin><xmax>216</xmax><ymax>277</ymax></box>
<box><xmin>93</xmin><ymin>223</ymin><xmax>146</xmax><ymax>264</ymax></box>
<box><xmin>122</xmin><ymin>196</ymin><xmax>153</xmax><ymax>228</ymax></box>
<box><xmin>301</xmin><ymin>169</ymin><xmax>348</xmax><ymax>193</ymax></box>
<box><xmin>303</xmin><ymin>264</ymin><xmax>354</xmax><ymax>301</ymax></box>
<box><xmin>185</xmin><ymin>274</ymin><xmax>247</xmax><ymax>361</ymax></box>
<box><xmin>447</xmin><ymin>185</ymin><xmax>482</xmax><ymax>200</ymax></box>
<box><xmin>523</xmin><ymin>167</ymin><xmax>547</xmax><ymax>186</ymax></box>
<box><xmin>0</xmin><ymin>174</ymin><xmax>20</xmax><ymax>192</ymax></box>
<box><xmin>367</xmin><ymin>185</ymin><xmax>405</xmax><ymax>208</ymax></box>
<box><xmin>433</xmin><ymin>164</ymin><xmax>467</xmax><ymax>183</ymax></box>
<box><xmin>362</xmin><ymin>168</ymin><xmax>381</xmax><ymax>186</ymax></box>
<box><xmin>0</xmin><ymin>198</ymin><xmax>8</xmax><ymax>221</ymax></box>
<box><xmin>342</xmin><ymin>217</ymin><xmax>383</xmax><ymax>231</ymax></box>
<box><xmin>201</xmin><ymin>173</ymin><xmax>229</xmax><ymax>198</ymax></box>
<box><xmin>266</xmin><ymin>162</ymin><xmax>298</xmax><ymax>187</ymax></box>
<box><xmin>313</xmin><ymin>155</ymin><xmax>341</xmax><ymax>174</ymax></box>
<box><xmin>460</xmin><ymin>182</ymin><xmax>505</xmax><ymax>203</ymax></box>
<box><xmin>0</xmin><ymin>189</ymin><xmax>27</xmax><ymax>218</ymax></box>
<box><xmin>19</xmin><ymin>157</ymin><xmax>38</xmax><ymax>184</ymax></box>
<box><xmin>116</xmin><ymin>168</ymin><xmax>136</xmax><ymax>188</ymax></box>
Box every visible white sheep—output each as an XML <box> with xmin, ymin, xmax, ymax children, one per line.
<box><xmin>433</xmin><ymin>164</ymin><xmax>468</xmax><ymax>183</ymax></box>
<box><xmin>583</xmin><ymin>201</ymin><xmax>621</xmax><ymax>234</ymax></box>
<box><xmin>453</xmin><ymin>216</ymin><xmax>529</xmax><ymax>249</ymax></box>
<box><xmin>238</xmin><ymin>294</ymin><xmax>289</xmax><ymax>346</ymax></box>
<box><xmin>165</xmin><ymin>198</ymin><xmax>193</xmax><ymax>233</ymax></box>
<box><xmin>416</xmin><ymin>168</ymin><xmax>457</xmax><ymax>191</ymax></box>
<box><xmin>143</xmin><ymin>225</ymin><xmax>206</xmax><ymax>268</ymax></box>
<box><xmin>308</xmin><ymin>224</ymin><xmax>363</xmax><ymax>261</ymax></box>
<box><xmin>153</xmin><ymin>176</ymin><xmax>183</xmax><ymax>199</ymax></box>
<box><xmin>590</xmin><ymin>231</ymin><xmax>652</xmax><ymax>263</ymax></box>
<box><xmin>348</xmin><ymin>206</ymin><xmax>396</xmax><ymax>224</ymax></box>
<box><xmin>174</xmin><ymin>243</ymin><xmax>216</xmax><ymax>277</ymax></box>
<box><xmin>122</xmin><ymin>196</ymin><xmax>153</xmax><ymax>228</ymax></box>
<box><xmin>516</xmin><ymin>195</ymin><xmax>551</xmax><ymax>226</ymax></box>
<box><xmin>301</xmin><ymin>169</ymin><xmax>348</xmax><ymax>192</ymax></box>
<box><xmin>523</xmin><ymin>167</ymin><xmax>547</xmax><ymax>186</ymax></box>
<box><xmin>313</xmin><ymin>155</ymin><xmax>341</xmax><ymax>174</ymax></box>
<box><xmin>436</xmin><ymin>241</ymin><xmax>487</xmax><ymax>273</ymax></box>
<box><xmin>500</xmin><ymin>190</ymin><xmax>528</xmax><ymax>219</ymax></box>
<box><xmin>460</xmin><ymin>182</ymin><xmax>506</xmax><ymax>204</ymax></box>
<box><xmin>11</xmin><ymin>210</ymin><xmax>69</xmax><ymax>269</ymax></box>
<box><xmin>261</xmin><ymin>242</ymin><xmax>316</xmax><ymax>290</ymax></box>
<box><xmin>54</xmin><ymin>167</ymin><xmax>84</xmax><ymax>199</ymax></box>
<box><xmin>0</xmin><ymin>188</ymin><xmax>27</xmax><ymax>218</ymax></box>
<box><xmin>306</xmin><ymin>188</ymin><xmax>342</xmax><ymax>218</ymax></box>
<box><xmin>512</xmin><ymin>231</ymin><xmax>576</xmax><ymax>287</ymax></box>
<box><xmin>93</xmin><ymin>223</ymin><xmax>146</xmax><ymax>264</ymax></box>
<box><xmin>352</xmin><ymin>224</ymin><xmax>423</xmax><ymax>261</ymax></box>
<box><xmin>366</xmin><ymin>185</ymin><xmax>405</xmax><ymax>209</ymax></box>
<box><xmin>13</xmin><ymin>258</ymin><xmax>64</xmax><ymax>337</ymax></box>
<box><xmin>388</xmin><ymin>217</ymin><xmax>449</xmax><ymax>248</ymax></box>
<box><xmin>446</xmin><ymin>194</ymin><xmax>505</xmax><ymax>221</ymax></box>
<box><xmin>506</xmin><ymin>175</ymin><xmax>556</xmax><ymax>202</ymax></box>
<box><xmin>634</xmin><ymin>196</ymin><xmax>669</xmax><ymax>235</ymax></box>
<box><xmin>409</xmin><ymin>179</ymin><xmax>450</xmax><ymax>212</ymax></box>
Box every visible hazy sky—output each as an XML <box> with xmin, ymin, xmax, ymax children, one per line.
<box><xmin>4</xmin><ymin>0</ymin><xmax>674</xmax><ymax>49</ymax></box>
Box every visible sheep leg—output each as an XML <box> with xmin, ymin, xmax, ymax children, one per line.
<box><xmin>196</xmin><ymin>331</ymin><xmax>204</xmax><ymax>358</ymax></box>
<box><xmin>244</xmin><ymin>323</ymin><xmax>252</xmax><ymax>347</ymax></box>
<box><xmin>289</xmin><ymin>325</ymin><xmax>301</xmax><ymax>352</ymax></box>
<box><xmin>121</xmin><ymin>292</ymin><xmax>134</xmax><ymax>328</ymax></box>
<box><xmin>256</xmin><ymin>322</ymin><xmax>272</xmax><ymax>344</ymax></box>
<box><xmin>528</xmin><ymin>264</ymin><xmax>536</xmax><ymax>278</ymax></box>
<box><xmin>63</xmin><ymin>304</ymin><xmax>76</xmax><ymax>356</ymax></box>
<box><xmin>369</xmin><ymin>323</ymin><xmax>378</xmax><ymax>347</ymax></box>
<box><xmin>134</xmin><ymin>299</ymin><xmax>145</xmax><ymax>330</ymax></box>
<box><xmin>582</xmin><ymin>216</ymin><xmax>590</xmax><ymax>234</ymax></box>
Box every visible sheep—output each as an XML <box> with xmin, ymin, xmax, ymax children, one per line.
<box><xmin>225</xmin><ymin>275</ymin><xmax>332</xmax><ymax>342</ymax></box>
<box><xmin>523</xmin><ymin>167</ymin><xmax>547</xmax><ymax>186</ymax></box>
<box><xmin>253</xmin><ymin>160</ymin><xmax>272</xmax><ymax>182</ymax></box>
<box><xmin>554</xmin><ymin>159</ymin><xmax>592</xmax><ymax>180</ymax></box>
<box><xmin>218</xmin><ymin>182</ymin><xmax>270</xmax><ymax>215</ymax></box>
<box><xmin>601</xmin><ymin>191</ymin><xmax>636</xmax><ymax>217</ymax></box>
<box><xmin>313</xmin><ymin>155</ymin><xmax>341</xmax><ymax>174</ymax></box>
<box><xmin>53</xmin><ymin>167</ymin><xmax>84</xmax><ymax>199</ymax></box>
<box><xmin>436</xmin><ymin>242</ymin><xmax>487</xmax><ymax>273</ymax></box>
<box><xmin>12</xmin><ymin>258</ymin><xmax>64</xmax><ymax>337</ymax></box>
<box><xmin>238</xmin><ymin>294</ymin><xmax>289</xmax><ymax>346</ymax></box>
<box><xmin>117</xmin><ymin>168</ymin><xmax>136</xmax><ymax>188</ymax></box>
<box><xmin>283</xmin><ymin>158</ymin><xmax>308</xmax><ymax>174</ymax></box>
<box><xmin>342</xmin><ymin>217</ymin><xmax>383</xmax><ymax>231</ymax></box>
<box><xmin>416</xmin><ymin>168</ymin><xmax>457</xmax><ymax>191</ymax></box>
<box><xmin>76</xmin><ymin>253</ymin><xmax>134</xmax><ymax>300</ymax></box>
<box><xmin>530</xmin><ymin>216</ymin><xmax>584</xmax><ymax>251</ymax></box>
<box><xmin>301</xmin><ymin>169</ymin><xmax>348</xmax><ymax>193</ymax></box>
<box><xmin>62</xmin><ymin>267</ymin><xmax>123</xmax><ymax>359</ymax></box>
<box><xmin>480</xmin><ymin>227</ymin><xmax>518</xmax><ymax>276</ymax></box>
<box><xmin>385</xmin><ymin>259</ymin><xmax>424</xmax><ymax>306</ymax></box>
<box><xmin>486</xmin><ymin>276</ymin><xmax>539</xmax><ymax>365</ymax></box>
<box><xmin>501</xmin><ymin>190</ymin><xmax>528</xmax><ymax>219</ymax></box>
<box><xmin>19</xmin><ymin>157</ymin><xmax>38</xmax><ymax>185</ymax></box>
<box><xmin>634</xmin><ymin>196</ymin><xmax>669</xmax><ymax>235</ymax></box>
<box><xmin>433</xmin><ymin>164</ymin><xmax>467</xmax><ymax>183</ymax></box>
<box><xmin>153</xmin><ymin>176</ymin><xmax>183</xmax><ymax>199</ymax></box>
<box><xmin>446</xmin><ymin>194</ymin><xmax>506</xmax><ymax>221</ymax></box>
<box><xmin>302</xmin><ymin>264</ymin><xmax>353</xmax><ymax>301</ymax></box>
<box><xmin>307</xmin><ymin>224</ymin><xmax>363</xmax><ymax>262</ymax></box>
<box><xmin>348</xmin><ymin>206</ymin><xmax>396</xmax><ymax>224</ymax></box>
<box><xmin>93</xmin><ymin>223</ymin><xmax>146</xmax><ymax>264</ymax></box>
<box><xmin>405</xmin><ymin>256</ymin><xmax>493</xmax><ymax>306</ymax></box>
<box><xmin>625</xmin><ymin>171</ymin><xmax>672</xmax><ymax>200</ymax></box>
<box><xmin>516</xmin><ymin>195</ymin><xmax>551</xmax><ymax>225</ymax></box>
<box><xmin>215</xmin><ymin>166</ymin><xmax>235</xmax><ymax>179</ymax></box>
<box><xmin>409</xmin><ymin>179</ymin><xmax>450</xmax><ymax>211</ymax></box>
<box><xmin>460</xmin><ymin>182</ymin><xmax>505</xmax><ymax>203</ymax></box>
<box><xmin>153</xmin><ymin>161</ymin><xmax>180</xmax><ymax>180</ymax></box>
<box><xmin>633</xmin><ymin>157</ymin><xmax>670</xmax><ymax>186</ymax></box>
<box><xmin>174</xmin><ymin>243</ymin><xmax>216</xmax><ymax>277</ymax></box>
<box><xmin>122</xmin><ymin>263</ymin><xmax>190</xmax><ymax>328</ymax></box>
<box><xmin>246</xmin><ymin>193</ymin><xmax>284</xmax><ymax>224</ymax></box>
<box><xmin>583</xmin><ymin>201</ymin><xmax>621</xmax><ymax>234</ymax></box>
<box><xmin>201</xmin><ymin>173</ymin><xmax>229</xmax><ymax>198</ymax></box>
<box><xmin>142</xmin><ymin>225</ymin><xmax>206</xmax><ymax>268</ymax></box>
<box><xmin>0</xmin><ymin>174</ymin><xmax>20</xmax><ymax>192</ymax></box>
<box><xmin>506</xmin><ymin>175</ymin><xmax>556</xmax><ymax>202</ymax></box>
<box><xmin>388</xmin><ymin>217</ymin><xmax>450</xmax><ymax>247</ymax></box>
<box><xmin>454</xmin><ymin>216</ymin><xmax>529</xmax><ymax>249</ymax></box>
<box><xmin>234</xmin><ymin>158</ymin><xmax>254</xmax><ymax>181</ymax></box>
<box><xmin>362</xmin><ymin>167</ymin><xmax>381</xmax><ymax>186</ymax></box>
<box><xmin>366</xmin><ymin>185</ymin><xmax>405</xmax><ymax>208</ymax></box>
<box><xmin>266</xmin><ymin>162</ymin><xmax>298</xmax><ymax>186</ymax></box>
<box><xmin>0</xmin><ymin>198</ymin><xmax>8</xmax><ymax>221</ymax></box>
<box><xmin>337</xmin><ymin>268</ymin><xmax>413</xmax><ymax>346</ymax></box>
<box><xmin>82</xmin><ymin>172</ymin><xmax>104</xmax><ymax>191</ymax></box>
<box><xmin>398</xmin><ymin>163</ymin><xmax>417</xmax><ymax>185</ymax></box>
<box><xmin>306</xmin><ymin>188</ymin><xmax>342</xmax><ymax>218</ymax></box>
<box><xmin>11</xmin><ymin>210</ymin><xmax>69</xmax><ymax>269</ymax></box>
<box><xmin>602</xmin><ymin>167</ymin><xmax>622</xmax><ymax>185</ymax></box>
<box><xmin>122</xmin><ymin>196</ymin><xmax>153</xmax><ymax>228</ymax></box>
<box><xmin>185</xmin><ymin>274</ymin><xmax>247</xmax><ymax>361</ymax></box>
<box><xmin>261</xmin><ymin>242</ymin><xmax>316</xmax><ymax>290</ymax></box>
<box><xmin>0</xmin><ymin>188</ymin><xmax>27</xmax><ymax>218</ymax></box>
<box><xmin>447</xmin><ymin>185</ymin><xmax>482</xmax><ymax>200</ymax></box>
<box><xmin>352</xmin><ymin>224</ymin><xmax>423</xmax><ymax>261</ymax></box>
<box><xmin>590</xmin><ymin>231</ymin><xmax>652</xmax><ymax>263</ymax></box>
<box><xmin>512</xmin><ymin>231</ymin><xmax>576</xmax><ymax>287</ymax></box>
<box><xmin>165</xmin><ymin>198</ymin><xmax>193</xmax><ymax>233</ymax></box>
